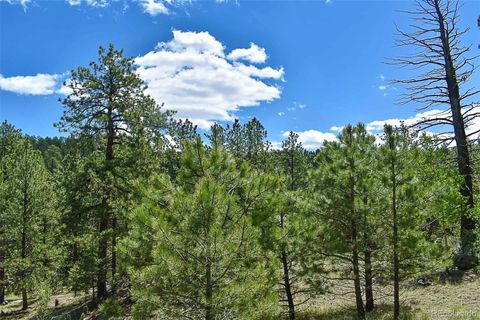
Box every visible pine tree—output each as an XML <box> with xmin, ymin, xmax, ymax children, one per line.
<box><xmin>122</xmin><ymin>138</ymin><xmax>280</xmax><ymax>319</ymax></box>
<box><xmin>243</xmin><ymin>117</ymin><xmax>270</xmax><ymax>167</ymax></box>
<box><xmin>205</xmin><ymin>123</ymin><xmax>226</xmax><ymax>150</ymax></box>
<box><xmin>379</xmin><ymin>125</ymin><xmax>460</xmax><ymax>320</ymax></box>
<box><xmin>57</xmin><ymin>138</ymin><xmax>101</xmax><ymax>297</ymax></box>
<box><xmin>2</xmin><ymin>137</ymin><xmax>56</xmax><ymax>310</ymax></box>
<box><xmin>225</xmin><ymin>119</ymin><xmax>245</xmax><ymax>159</ymax></box>
<box><xmin>0</xmin><ymin>122</ymin><xmax>22</xmax><ymax>305</ymax></box>
<box><xmin>57</xmin><ymin>44</ymin><xmax>169</xmax><ymax>299</ymax></box>
<box><xmin>273</xmin><ymin>131</ymin><xmax>318</xmax><ymax>319</ymax></box>
<box><xmin>310</xmin><ymin>123</ymin><xmax>376</xmax><ymax>320</ymax></box>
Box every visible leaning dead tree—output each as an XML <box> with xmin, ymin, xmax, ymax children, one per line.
<box><xmin>392</xmin><ymin>0</ymin><xmax>479</xmax><ymax>270</ymax></box>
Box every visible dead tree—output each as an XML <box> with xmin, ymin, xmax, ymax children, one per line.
<box><xmin>392</xmin><ymin>0</ymin><xmax>479</xmax><ymax>270</ymax></box>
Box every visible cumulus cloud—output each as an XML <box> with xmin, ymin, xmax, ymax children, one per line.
<box><xmin>135</xmin><ymin>30</ymin><xmax>284</xmax><ymax>129</ymax></box>
<box><xmin>139</xmin><ymin>0</ymin><xmax>169</xmax><ymax>15</ymax></box>
<box><xmin>282</xmin><ymin>129</ymin><xmax>337</xmax><ymax>150</ymax></box>
<box><xmin>0</xmin><ymin>73</ymin><xmax>63</xmax><ymax>95</ymax></box>
<box><xmin>278</xmin><ymin>112</ymin><xmax>285</xmax><ymax>116</ymax></box>
<box><xmin>227</xmin><ymin>43</ymin><xmax>267</xmax><ymax>64</ymax></box>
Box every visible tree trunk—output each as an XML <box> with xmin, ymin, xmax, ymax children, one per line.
<box><xmin>434</xmin><ymin>0</ymin><xmax>477</xmax><ymax>270</ymax></box>
<box><xmin>97</xmin><ymin>108</ymin><xmax>115</xmax><ymax>300</ymax></box>
<box><xmin>352</xmin><ymin>220</ymin><xmax>365</xmax><ymax>320</ymax></box>
<box><xmin>281</xmin><ymin>251</ymin><xmax>295</xmax><ymax>320</ymax></box>
<box><xmin>97</xmin><ymin>205</ymin><xmax>109</xmax><ymax>301</ymax></box>
<box><xmin>279</xmin><ymin>212</ymin><xmax>295</xmax><ymax>320</ymax></box>
<box><xmin>111</xmin><ymin>216</ymin><xmax>117</xmax><ymax>292</ymax></box>
<box><xmin>205</xmin><ymin>257</ymin><xmax>213</xmax><ymax>320</ymax></box>
<box><xmin>22</xmin><ymin>288</ymin><xmax>28</xmax><ymax>311</ymax></box>
<box><xmin>363</xmin><ymin>194</ymin><xmax>374</xmax><ymax>312</ymax></box>
<box><xmin>21</xmin><ymin>227</ymin><xmax>28</xmax><ymax>310</ymax></box>
<box><xmin>0</xmin><ymin>259</ymin><xmax>4</xmax><ymax>304</ymax></box>
<box><xmin>364</xmin><ymin>246</ymin><xmax>374</xmax><ymax>312</ymax></box>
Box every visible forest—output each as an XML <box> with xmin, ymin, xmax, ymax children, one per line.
<box><xmin>1</xmin><ymin>0</ymin><xmax>480</xmax><ymax>319</ymax></box>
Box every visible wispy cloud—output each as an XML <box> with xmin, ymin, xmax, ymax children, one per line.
<box><xmin>0</xmin><ymin>0</ymin><xmax>31</xmax><ymax>10</ymax></box>
<box><xmin>65</xmin><ymin>0</ymin><xmax>109</xmax><ymax>7</ymax></box>
<box><xmin>284</xmin><ymin>101</ymin><xmax>307</xmax><ymax>113</ymax></box>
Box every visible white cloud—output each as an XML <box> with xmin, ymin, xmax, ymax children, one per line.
<box><xmin>0</xmin><ymin>73</ymin><xmax>62</xmax><ymax>95</ymax></box>
<box><xmin>282</xmin><ymin>129</ymin><xmax>337</xmax><ymax>150</ymax></box>
<box><xmin>378</xmin><ymin>85</ymin><xmax>387</xmax><ymax>91</ymax></box>
<box><xmin>135</xmin><ymin>30</ymin><xmax>284</xmax><ymax>129</ymax></box>
<box><xmin>330</xmin><ymin>125</ymin><xmax>343</xmax><ymax>132</ymax></box>
<box><xmin>284</xmin><ymin>101</ymin><xmax>306</xmax><ymax>112</ymax></box>
<box><xmin>227</xmin><ymin>43</ymin><xmax>267</xmax><ymax>64</ymax></box>
<box><xmin>235</xmin><ymin>64</ymin><xmax>284</xmax><ymax>79</ymax></box>
<box><xmin>65</xmin><ymin>0</ymin><xmax>109</xmax><ymax>7</ymax></box>
<box><xmin>139</xmin><ymin>0</ymin><xmax>169</xmax><ymax>15</ymax></box>
<box><xmin>278</xmin><ymin>112</ymin><xmax>285</xmax><ymax>116</ymax></box>
<box><xmin>364</xmin><ymin>109</ymin><xmax>451</xmax><ymax>133</ymax></box>
<box><xmin>0</xmin><ymin>0</ymin><xmax>30</xmax><ymax>9</ymax></box>
<box><xmin>364</xmin><ymin>106</ymin><xmax>480</xmax><ymax>143</ymax></box>
<box><xmin>379</xmin><ymin>74</ymin><xmax>385</xmax><ymax>81</ymax></box>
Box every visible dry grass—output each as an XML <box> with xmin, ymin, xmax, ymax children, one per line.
<box><xmin>0</xmin><ymin>291</ymin><xmax>91</xmax><ymax>320</ymax></box>
<box><xmin>1</xmin><ymin>272</ymin><xmax>479</xmax><ymax>319</ymax></box>
<box><xmin>296</xmin><ymin>270</ymin><xmax>480</xmax><ymax>320</ymax></box>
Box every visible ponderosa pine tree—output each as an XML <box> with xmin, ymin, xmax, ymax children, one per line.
<box><xmin>225</xmin><ymin>119</ymin><xmax>245</xmax><ymax>159</ymax></box>
<box><xmin>310</xmin><ymin>123</ymin><xmax>376</xmax><ymax>320</ymax></box>
<box><xmin>379</xmin><ymin>125</ymin><xmax>459</xmax><ymax>320</ymax></box>
<box><xmin>2</xmin><ymin>137</ymin><xmax>56</xmax><ymax>310</ymax></box>
<box><xmin>274</xmin><ymin>132</ymin><xmax>317</xmax><ymax>319</ymax></box>
<box><xmin>57</xmin><ymin>137</ymin><xmax>101</xmax><ymax>297</ymax></box>
<box><xmin>0</xmin><ymin>121</ymin><xmax>22</xmax><ymax>305</ymax></box>
<box><xmin>205</xmin><ymin>123</ymin><xmax>226</xmax><ymax>150</ymax></box>
<box><xmin>121</xmin><ymin>138</ymin><xmax>280</xmax><ymax>319</ymax></box>
<box><xmin>57</xmin><ymin>44</ymin><xmax>168</xmax><ymax>299</ymax></box>
<box><xmin>244</xmin><ymin>118</ymin><xmax>270</xmax><ymax>167</ymax></box>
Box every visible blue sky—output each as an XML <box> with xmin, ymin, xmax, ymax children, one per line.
<box><xmin>1</xmin><ymin>0</ymin><xmax>479</xmax><ymax>148</ymax></box>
